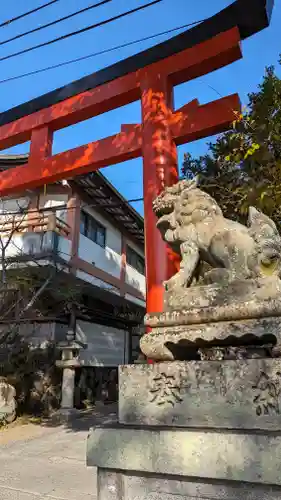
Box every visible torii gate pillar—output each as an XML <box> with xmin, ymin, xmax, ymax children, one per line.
<box><xmin>141</xmin><ymin>73</ymin><xmax>179</xmax><ymax>314</ymax></box>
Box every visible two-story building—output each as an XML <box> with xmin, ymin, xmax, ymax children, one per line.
<box><xmin>0</xmin><ymin>154</ymin><xmax>146</xmax><ymax>409</ymax></box>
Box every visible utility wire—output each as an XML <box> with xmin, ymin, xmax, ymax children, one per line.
<box><xmin>0</xmin><ymin>0</ymin><xmax>60</xmax><ymax>29</ymax></box>
<box><xmin>0</xmin><ymin>0</ymin><xmax>113</xmax><ymax>47</ymax></box>
<box><xmin>0</xmin><ymin>0</ymin><xmax>163</xmax><ymax>63</ymax></box>
<box><xmin>0</xmin><ymin>19</ymin><xmax>203</xmax><ymax>85</ymax></box>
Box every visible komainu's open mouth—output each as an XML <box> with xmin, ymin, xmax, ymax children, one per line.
<box><xmin>152</xmin><ymin>196</ymin><xmax>175</xmax><ymax>218</ymax></box>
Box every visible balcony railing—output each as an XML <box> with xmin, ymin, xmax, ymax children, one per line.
<box><xmin>0</xmin><ymin>210</ymin><xmax>70</xmax><ymax>238</ymax></box>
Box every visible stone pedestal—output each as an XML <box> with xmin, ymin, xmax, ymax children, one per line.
<box><xmin>86</xmin><ymin>166</ymin><xmax>281</xmax><ymax>497</ymax></box>
<box><xmin>93</xmin><ymin>468</ymin><xmax>281</xmax><ymax>500</ymax></box>
<box><xmin>87</xmin><ymin>295</ymin><xmax>281</xmax><ymax>499</ymax></box>
<box><xmin>86</xmin><ymin>278</ymin><xmax>281</xmax><ymax>497</ymax></box>
<box><xmin>118</xmin><ymin>360</ymin><xmax>281</xmax><ymax>428</ymax></box>
<box><xmin>141</xmin><ymin>279</ymin><xmax>281</xmax><ymax>362</ymax></box>
<box><xmin>87</xmin><ymin>358</ymin><xmax>281</xmax><ymax>499</ymax></box>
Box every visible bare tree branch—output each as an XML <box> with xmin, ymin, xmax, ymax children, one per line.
<box><xmin>0</xmin><ymin>198</ymin><xmax>82</xmax><ymax>351</ymax></box>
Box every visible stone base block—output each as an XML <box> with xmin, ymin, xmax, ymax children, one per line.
<box><xmin>162</xmin><ymin>277</ymin><xmax>281</xmax><ymax>312</ymax></box>
<box><xmin>140</xmin><ymin>316</ymin><xmax>281</xmax><ymax>360</ymax></box>
<box><xmin>119</xmin><ymin>359</ymin><xmax>281</xmax><ymax>430</ymax></box>
<box><xmin>87</xmin><ymin>425</ymin><xmax>281</xmax><ymax>498</ymax></box>
<box><xmin>97</xmin><ymin>469</ymin><xmax>281</xmax><ymax>500</ymax></box>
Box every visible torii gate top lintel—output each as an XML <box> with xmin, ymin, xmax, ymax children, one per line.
<box><xmin>0</xmin><ymin>0</ymin><xmax>273</xmax><ymax>127</ymax></box>
<box><xmin>0</xmin><ymin>0</ymin><xmax>274</xmax><ymax>315</ymax></box>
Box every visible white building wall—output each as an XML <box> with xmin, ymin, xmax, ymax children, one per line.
<box><xmin>125</xmin><ymin>238</ymin><xmax>145</xmax><ymax>297</ymax></box>
<box><xmin>79</xmin><ymin>234</ymin><xmax>122</xmax><ymax>279</ymax></box>
<box><xmin>125</xmin><ymin>265</ymin><xmax>145</xmax><ymax>296</ymax></box>
<box><xmin>1</xmin><ymin>233</ymin><xmax>71</xmax><ymax>263</ymax></box>
<box><xmin>57</xmin><ymin>236</ymin><xmax>71</xmax><ymax>262</ymax></box>
<box><xmin>39</xmin><ymin>194</ymin><xmax>68</xmax><ymax>221</ymax></box>
<box><xmin>0</xmin><ymin>197</ymin><xmax>30</xmax><ymax>234</ymax></box>
<box><xmin>78</xmin><ymin>206</ymin><xmax>146</xmax><ymax>297</ymax></box>
<box><xmin>78</xmin><ymin>206</ymin><xmax>123</xmax><ymax>280</ymax></box>
<box><xmin>80</xmin><ymin>206</ymin><xmax>122</xmax><ymax>254</ymax></box>
<box><xmin>0</xmin><ymin>197</ymin><xmax>30</xmax><ymax>214</ymax></box>
<box><xmin>76</xmin><ymin>320</ymin><xmax>127</xmax><ymax>366</ymax></box>
<box><xmin>0</xmin><ymin>193</ymin><xmax>71</xmax><ymax>262</ymax></box>
<box><xmin>0</xmin><ymin>234</ymin><xmax>24</xmax><ymax>259</ymax></box>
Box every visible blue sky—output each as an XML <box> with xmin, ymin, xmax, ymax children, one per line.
<box><xmin>0</xmin><ymin>0</ymin><xmax>280</xmax><ymax>215</ymax></box>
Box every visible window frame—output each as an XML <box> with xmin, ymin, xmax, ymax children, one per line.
<box><xmin>80</xmin><ymin>210</ymin><xmax>106</xmax><ymax>248</ymax></box>
<box><xmin>126</xmin><ymin>245</ymin><xmax>145</xmax><ymax>275</ymax></box>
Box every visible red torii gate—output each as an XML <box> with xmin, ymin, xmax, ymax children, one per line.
<box><xmin>0</xmin><ymin>0</ymin><xmax>273</xmax><ymax>316</ymax></box>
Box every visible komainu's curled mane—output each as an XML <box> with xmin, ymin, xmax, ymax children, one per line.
<box><xmin>152</xmin><ymin>178</ymin><xmax>281</xmax><ymax>291</ymax></box>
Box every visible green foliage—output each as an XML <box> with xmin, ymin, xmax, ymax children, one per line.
<box><xmin>182</xmin><ymin>61</ymin><xmax>281</xmax><ymax>224</ymax></box>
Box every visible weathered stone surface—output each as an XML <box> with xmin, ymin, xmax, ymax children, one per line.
<box><xmin>163</xmin><ymin>276</ymin><xmax>281</xmax><ymax>311</ymax></box>
<box><xmin>0</xmin><ymin>379</ymin><xmax>16</xmax><ymax>423</ymax></box>
<box><xmin>145</xmin><ymin>297</ymin><xmax>281</xmax><ymax>328</ymax></box>
<box><xmin>96</xmin><ymin>468</ymin><xmax>281</xmax><ymax>500</ymax></box>
<box><xmin>119</xmin><ymin>360</ymin><xmax>281</xmax><ymax>429</ymax></box>
<box><xmin>96</xmin><ymin>469</ymin><xmax>281</xmax><ymax>500</ymax></box>
<box><xmin>124</xmin><ymin>473</ymin><xmax>281</xmax><ymax>500</ymax></box>
<box><xmin>97</xmin><ymin>470</ymin><xmax>124</xmax><ymax>500</ymax></box>
<box><xmin>152</xmin><ymin>177</ymin><xmax>281</xmax><ymax>294</ymax></box>
<box><xmin>87</xmin><ymin>425</ymin><xmax>281</xmax><ymax>486</ymax></box>
<box><xmin>140</xmin><ymin>316</ymin><xmax>281</xmax><ymax>360</ymax></box>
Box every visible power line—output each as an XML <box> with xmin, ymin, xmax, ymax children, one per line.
<box><xmin>0</xmin><ymin>0</ymin><xmax>163</xmax><ymax>64</ymax></box>
<box><xmin>0</xmin><ymin>19</ymin><xmax>203</xmax><ymax>85</ymax></box>
<box><xmin>0</xmin><ymin>0</ymin><xmax>60</xmax><ymax>29</ymax></box>
<box><xmin>0</xmin><ymin>0</ymin><xmax>113</xmax><ymax>47</ymax></box>
<box><xmin>125</xmin><ymin>198</ymin><xmax>143</xmax><ymax>203</ymax></box>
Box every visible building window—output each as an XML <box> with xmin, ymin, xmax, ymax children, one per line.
<box><xmin>126</xmin><ymin>245</ymin><xmax>145</xmax><ymax>275</ymax></box>
<box><xmin>80</xmin><ymin>211</ymin><xmax>106</xmax><ymax>248</ymax></box>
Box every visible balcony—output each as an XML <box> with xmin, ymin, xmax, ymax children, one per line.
<box><xmin>0</xmin><ymin>208</ymin><xmax>146</xmax><ymax>305</ymax></box>
<box><xmin>0</xmin><ymin>210</ymin><xmax>70</xmax><ymax>237</ymax></box>
<box><xmin>0</xmin><ymin>210</ymin><xmax>71</xmax><ymax>263</ymax></box>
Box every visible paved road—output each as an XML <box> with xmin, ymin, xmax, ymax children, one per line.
<box><xmin>0</xmin><ymin>406</ymin><xmax>117</xmax><ymax>500</ymax></box>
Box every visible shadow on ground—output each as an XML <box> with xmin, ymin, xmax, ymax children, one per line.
<box><xmin>18</xmin><ymin>403</ymin><xmax>118</xmax><ymax>433</ymax></box>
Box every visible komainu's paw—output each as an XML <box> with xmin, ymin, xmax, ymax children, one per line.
<box><xmin>203</xmin><ymin>268</ymin><xmax>232</xmax><ymax>285</ymax></box>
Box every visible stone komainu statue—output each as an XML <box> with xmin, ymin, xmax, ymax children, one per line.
<box><xmin>152</xmin><ymin>177</ymin><xmax>281</xmax><ymax>292</ymax></box>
